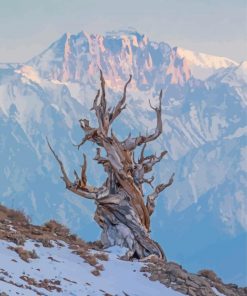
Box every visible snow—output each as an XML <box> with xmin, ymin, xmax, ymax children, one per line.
<box><xmin>224</xmin><ymin>126</ymin><xmax>247</xmax><ymax>140</ymax></box>
<box><xmin>0</xmin><ymin>239</ymin><xmax>182</xmax><ymax>296</ymax></box>
<box><xmin>15</xmin><ymin>65</ymin><xmax>41</xmax><ymax>84</ymax></box>
<box><xmin>235</xmin><ymin>61</ymin><xmax>247</xmax><ymax>84</ymax></box>
<box><xmin>212</xmin><ymin>287</ymin><xmax>227</xmax><ymax>296</ymax></box>
<box><xmin>0</xmin><ymin>280</ymin><xmax>36</xmax><ymax>296</ymax></box>
<box><xmin>176</xmin><ymin>47</ymin><xmax>238</xmax><ymax>80</ymax></box>
<box><xmin>177</xmin><ymin>47</ymin><xmax>238</xmax><ymax>69</ymax></box>
<box><xmin>209</xmin><ymin>60</ymin><xmax>247</xmax><ymax>89</ymax></box>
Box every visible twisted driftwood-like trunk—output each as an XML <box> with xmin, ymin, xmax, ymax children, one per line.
<box><xmin>48</xmin><ymin>71</ymin><xmax>174</xmax><ymax>260</ymax></box>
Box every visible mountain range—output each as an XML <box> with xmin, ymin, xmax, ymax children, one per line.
<box><xmin>0</xmin><ymin>29</ymin><xmax>246</xmax><ymax>286</ymax></box>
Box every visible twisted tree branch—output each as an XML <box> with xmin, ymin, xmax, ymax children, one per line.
<box><xmin>122</xmin><ymin>90</ymin><xmax>163</xmax><ymax>151</ymax></box>
<box><xmin>46</xmin><ymin>137</ymin><xmax>98</xmax><ymax>200</ymax></box>
<box><xmin>109</xmin><ymin>75</ymin><xmax>132</xmax><ymax>124</ymax></box>
<box><xmin>146</xmin><ymin>173</ymin><xmax>175</xmax><ymax>216</ymax></box>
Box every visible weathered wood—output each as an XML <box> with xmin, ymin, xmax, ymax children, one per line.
<box><xmin>48</xmin><ymin>72</ymin><xmax>174</xmax><ymax>260</ymax></box>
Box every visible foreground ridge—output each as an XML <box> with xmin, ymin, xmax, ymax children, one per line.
<box><xmin>0</xmin><ymin>204</ymin><xmax>245</xmax><ymax>296</ymax></box>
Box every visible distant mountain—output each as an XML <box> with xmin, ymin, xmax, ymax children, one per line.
<box><xmin>176</xmin><ymin>47</ymin><xmax>238</xmax><ymax>80</ymax></box>
<box><xmin>0</xmin><ymin>29</ymin><xmax>246</xmax><ymax>286</ymax></box>
<box><xmin>27</xmin><ymin>30</ymin><xmax>191</xmax><ymax>89</ymax></box>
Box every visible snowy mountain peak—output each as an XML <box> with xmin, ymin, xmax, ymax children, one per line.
<box><xmin>15</xmin><ymin>65</ymin><xmax>41</xmax><ymax>84</ymax></box>
<box><xmin>239</xmin><ymin>60</ymin><xmax>247</xmax><ymax>70</ymax></box>
<box><xmin>176</xmin><ymin>47</ymin><xmax>239</xmax><ymax>80</ymax></box>
<box><xmin>27</xmin><ymin>30</ymin><xmax>192</xmax><ymax>89</ymax></box>
<box><xmin>237</xmin><ymin>61</ymin><xmax>247</xmax><ymax>79</ymax></box>
<box><xmin>208</xmin><ymin>59</ymin><xmax>247</xmax><ymax>90</ymax></box>
<box><xmin>176</xmin><ymin>47</ymin><xmax>238</xmax><ymax>68</ymax></box>
<box><xmin>27</xmin><ymin>29</ymin><xmax>240</xmax><ymax>87</ymax></box>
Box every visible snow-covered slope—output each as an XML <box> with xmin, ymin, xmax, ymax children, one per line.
<box><xmin>0</xmin><ymin>205</ymin><xmax>244</xmax><ymax>296</ymax></box>
<box><xmin>1</xmin><ymin>240</ymin><xmax>182</xmax><ymax>296</ymax></box>
<box><xmin>176</xmin><ymin>47</ymin><xmax>238</xmax><ymax>80</ymax></box>
<box><xmin>0</xmin><ymin>29</ymin><xmax>246</xmax><ymax>286</ymax></box>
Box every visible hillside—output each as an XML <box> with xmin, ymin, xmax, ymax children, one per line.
<box><xmin>0</xmin><ymin>204</ymin><xmax>245</xmax><ymax>296</ymax></box>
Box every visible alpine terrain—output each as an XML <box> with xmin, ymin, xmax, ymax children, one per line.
<box><xmin>0</xmin><ymin>29</ymin><xmax>246</xmax><ymax>286</ymax></box>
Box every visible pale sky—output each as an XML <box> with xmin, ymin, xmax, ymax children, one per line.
<box><xmin>0</xmin><ymin>0</ymin><xmax>246</xmax><ymax>63</ymax></box>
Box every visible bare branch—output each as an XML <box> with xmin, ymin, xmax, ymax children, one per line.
<box><xmin>99</xmin><ymin>69</ymin><xmax>107</xmax><ymax>114</ymax></box>
<box><xmin>155</xmin><ymin>173</ymin><xmax>174</xmax><ymax>194</ymax></box>
<box><xmin>146</xmin><ymin>173</ymin><xmax>175</xmax><ymax>216</ymax></box>
<box><xmin>122</xmin><ymin>90</ymin><xmax>164</xmax><ymax>151</ymax></box>
<box><xmin>94</xmin><ymin>147</ymin><xmax>102</xmax><ymax>161</ymax></box>
<box><xmin>46</xmin><ymin>137</ymin><xmax>72</xmax><ymax>187</ymax></box>
<box><xmin>139</xmin><ymin>143</ymin><xmax>147</xmax><ymax>164</ymax></box>
<box><xmin>90</xmin><ymin>89</ymin><xmax>100</xmax><ymax>111</ymax></box>
<box><xmin>142</xmin><ymin>150</ymin><xmax>168</xmax><ymax>174</ymax></box>
<box><xmin>80</xmin><ymin>153</ymin><xmax>87</xmax><ymax>187</ymax></box>
<box><xmin>90</xmin><ymin>72</ymin><xmax>111</xmax><ymax>135</ymax></box>
<box><xmin>73</xmin><ymin>170</ymin><xmax>80</xmax><ymax>182</ymax></box>
<box><xmin>109</xmin><ymin>75</ymin><xmax>132</xmax><ymax>124</ymax></box>
<box><xmin>142</xmin><ymin>176</ymin><xmax>154</xmax><ymax>188</ymax></box>
<box><xmin>74</xmin><ymin>119</ymin><xmax>99</xmax><ymax>149</ymax></box>
<box><xmin>74</xmin><ymin>131</ymin><xmax>101</xmax><ymax>150</ymax></box>
<box><xmin>94</xmin><ymin>147</ymin><xmax>110</xmax><ymax>171</ymax></box>
<box><xmin>46</xmin><ymin>137</ymin><xmax>97</xmax><ymax>200</ymax></box>
<box><xmin>132</xmin><ymin>143</ymin><xmax>167</xmax><ymax>188</ymax></box>
<box><xmin>74</xmin><ymin>136</ymin><xmax>88</xmax><ymax>150</ymax></box>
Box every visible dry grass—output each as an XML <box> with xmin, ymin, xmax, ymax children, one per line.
<box><xmin>88</xmin><ymin>240</ymin><xmax>104</xmax><ymax>250</ymax></box>
<box><xmin>20</xmin><ymin>275</ymin><xmax>62</xmax><ymax>292</ymax></box>
<box><xmin>91</xmin><ymin>269</ymin><xmax>100</xmax><ymax>276</ymax></box>
<box><xmin>0</xmin><ymin>204</ymin><xmax>88</xmax><ymax>249</ymax></box>
<box><xmin>38</xmin><ymin>239</ymin><xmax>54</xmax><ymax>248</ymax></box>
<box><xmin>43</xmin><ymin>220</ymin><xmax>70</xmax><ymax>237</ymax></box>
<box><xmin>8</xmin><ymin>246</ymin><xmax>39</xmax><ymax>262</ymax></box>
<box><xmin>198</xmin><ymin>269</ymin><xmax>221</xmax><ymax>282</ymax></box>
<box><xmin>0</xmin><ymin>205</ymin><xmax>29</xmax><ymax>224</ymax></box>
<box><xmin>0</xmin><ymin>203</ymin><xmax>106</xmax><ymax>275</ymax></box>
<box><xmin>95</xmin><ymin>264</ymin><xmax>104</xmax><ymax>271</ymax></box>
<box><xmin>90</xmin><ymin>262</ymin><xmax>105</xmax><ymax>277</ymax></box>
<box><xmin>81</xmin><ymin>253</ymin><xmax>98</xmax><ymax>266</ymax></box>
<box><xmin>2</xmin><ymin>233</ymin><xmax>26</xmax><ymax>245</ymax></box>
<box><xmin>94</xmin><ymin>252</ymin><xmax>109</xmax><ymax>261</ymax></box>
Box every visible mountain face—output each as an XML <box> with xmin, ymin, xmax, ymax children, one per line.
<box><xmin>0</xmin><ymin>30</ymin><xmax>246</xmax><ymax>286</ymax></box>
<box><xmin>176</xmin><ymin>47</ymin><xmax>238</xmax><ymax>80</ymax></box>
<box><xmin>27</xmin><ymin>30</ymin><xmax>191</xmax><ymax>89</ymax></box>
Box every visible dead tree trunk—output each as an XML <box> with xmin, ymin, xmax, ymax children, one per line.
<box><xmin>47</xmin><ymin>71</ymin><xmax>174</xmax><ymax>260</ymax></box>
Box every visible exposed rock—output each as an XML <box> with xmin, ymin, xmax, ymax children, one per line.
<box><xmin>140</xmin><ymin>256</ymin><xmax>246</xmax><ymax>296</ymax></box>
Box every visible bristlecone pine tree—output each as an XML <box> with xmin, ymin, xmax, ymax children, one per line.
<box><xmin>47</xmin><ymin>71</ymin><xmax>174</xmax><ymax>260</ymax></box>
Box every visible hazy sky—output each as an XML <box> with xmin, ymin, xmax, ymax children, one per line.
<box><xmin>0</xmin><ymin>0</ymin><xmax>246</xmax><ymax>63</ymax></box>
